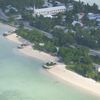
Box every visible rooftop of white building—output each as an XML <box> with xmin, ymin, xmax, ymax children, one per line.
<box><xmin>34</xmin><ymin>6</ymin><xmax>66</xmax><ymax>12</ymax></box>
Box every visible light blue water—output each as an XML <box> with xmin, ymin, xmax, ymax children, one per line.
<box><xmin>0</xmin><ymin>24</ymin><xmax>100</xmax><ymax>100</ymax></box>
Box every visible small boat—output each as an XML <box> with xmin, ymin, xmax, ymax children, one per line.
<box><xmin>17</xmin><ymin>45</ymin><xmax>23</xmax><ymax>49</ymax></box>
<box><xmin>42</xmin><ymin>65</ymin><xmax>53</xmax><ymax>69</ymax></box>
<box><xmin>42</xmin><ymin>62</ymin><xmax>56</xmax><ymax>69</ymax></box>
<box><xmin>3</xmin><ymin>33</ymin><xmax>8</xmax><ymax>36</ymax></box>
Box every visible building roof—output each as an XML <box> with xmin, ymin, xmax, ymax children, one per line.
<box><xmin>72</xmin><ymin>21</ymin><xmax>83</xmax><ymax>27</ymax></box>
<box><xmin>88</xmin><ymin>13</ymin><xmax>100</xmax><ymax>21</ymax></box>
<box><xmin>34</xmin><ymin>6</ymin><xmax>66</xmax><ymax>13</ymax></box>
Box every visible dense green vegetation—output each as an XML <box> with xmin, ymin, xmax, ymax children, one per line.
<box><xmin>16</xmin><ymin>28</ymin><xmax>57</xmax><ymax>53</ymax></box>
<box><xmin>0</xmin><ymin>0</ymin><xmax>44</xmax><ymax>9</ymax></box>
<box><xmin>91</xmin><ymin>56</ymin><xmax>100</xmax><ymax>65</ymax></box>
<box><xmin>59</xmin><ymin>47</ymin><xmax>96</xmax><ymax>78</ymax></box>
<box><xmin>16</xmin><ymin>28</ymin><xmax>47</xmax><ymax>43</ymax></box>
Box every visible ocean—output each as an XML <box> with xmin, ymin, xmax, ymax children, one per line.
<box><xmin>0</xmin><ymin>24</ymin><xmax>100</xmax><ymax>100</ymax></box>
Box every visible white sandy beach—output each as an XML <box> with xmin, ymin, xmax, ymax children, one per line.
<box><xmin>6</xmin><ymin>33</ymin><xmax>58</xmax><ymax>62</ymax></box>
<box><xmin>5</xmin><ymin>33</ymin><xmax>22</xmax><ymax>44</ymax></box>
<box><xmin>19</xmin><ymin>45</ymin><xmax>58</xmax><ymax>62</ymax></box>
<box><xmin>47</xmin><ymin>64</ymin><xmax>100</xmax><ymax>96</ymax></box>
<box><xmin>5</xmin><ymin>33</ymin><xmax>100</xmax><ymax>96</ymax></box>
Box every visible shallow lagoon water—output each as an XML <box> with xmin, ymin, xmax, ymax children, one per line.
<box><xmin>0</xmin><ymin>25</ymin><xmax>100</xmax><ymax>100</ymax></box>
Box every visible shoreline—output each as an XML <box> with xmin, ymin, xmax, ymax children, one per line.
<box><xmin>5</xmin><ymin>33</ymin><xmax>59</xmax><ymax>63</ymax></box>
<box><xmin>0</xmin><ymin>23</ymin><xmax>16</xmax><ymax>32</ymax></box>
<box><xmin>47</xmin><ymin>64</ymin><xmax>100</xmax><ymax>96</ymax></box>
<box><xmin>5</xmin><ymin>31</ymin><xmax>100</xmax><ymax>96</ymax></box>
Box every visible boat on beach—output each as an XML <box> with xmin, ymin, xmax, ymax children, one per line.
<box><xmin>42</xmin><ymin>62</ymin><xmax>56</xmax><ymax>69</ymax></box>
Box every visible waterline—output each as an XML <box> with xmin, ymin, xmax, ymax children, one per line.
<box><xmin>0</xmin><ymin>23</ymin><xmax>100</xmax><ymax>100</ymax></box>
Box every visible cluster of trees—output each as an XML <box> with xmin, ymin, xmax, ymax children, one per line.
<box><xmin>74</xmin><ymin>26</ymin><xmax>100</xmax><ymax>49</ymax></box>
<box><xmin>0</xmin><ymin>0</ymin><xmax>44</xmax><ymax>9</ymax></box>
<box><xmin>16</xmin><ymin>28</ymin><xmax>57</xmax><ymax>53</ymax></box>
<box><xmin>16</xmin><ymin>28</ymin><xmax>47</xmax><ymax>43</ymax></box>
<box><xmin>58</xmin><ymin>46</ymin><xmax>100</xmax><ymax>81</ymax></box>
<box><xmin>91</xmin><ymin>56</ymin><xmax>100</xmax><ymax>65</ymax></box>
<box><xmin>72</xmin><ymin>1</ymin><xmax>99</xmax><ymax>13</ymax></box>
<box><xmin>52</xmin><ymin>28</ymin><xmax>75</xmax><ymax>46</ymax></box>
<box><xmin>52</xmin><ymin>26</ymin><xmax>100</xmax><ymax>50</ymax></box>
<box><xmin>32</xmin><ymin>16</ymin><xmax>54</xmax><ymax>32</ymax></box>
<box><xmin>58</xmin><ymin>0</ymin><xmax>100</xmax><ymax>13</ymax></box>
<box><xmin>59</xmin><ymin>47</ymin><xmax>96</xmax><ymax>78</ymax></box>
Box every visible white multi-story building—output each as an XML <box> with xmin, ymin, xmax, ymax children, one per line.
<box><xmin>33</xmin><ymin>6</ymin><xmax>66</xmax><ymax>17</ymax></box>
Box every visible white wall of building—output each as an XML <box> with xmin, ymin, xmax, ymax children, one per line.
<box><xmin>34</xmin><ymin>6</ymin><xmax>66</xmax><ymax>17</ymax></box>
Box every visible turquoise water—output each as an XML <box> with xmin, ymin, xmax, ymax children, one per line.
<box><xmin>0</xmin><ymin>25</ymin><xmax>100</xmax><ymax>100</ymax></box>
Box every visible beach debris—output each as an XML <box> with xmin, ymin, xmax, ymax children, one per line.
<box><xmin>17</xmin><ymin>43</ymin><xmax>29</xmax><ymax>49</ymax></box>
<box><xmin>3</xmin><ymin>32</ymin><xmax>9</xmax><ymax>36</ymax></box>
<box><xmin>42</xmin><ymin>62</ymin><xmax>56</xmax><ymax>69</ymax></box>
<box><xmin>3</xmin><ymin>31</ymin><xmax>15</xmax><ymax>37</ymax></box>
<box><xmin>17</xmin><ymin>45</ymin><xmax>23</xmax><ymax>49</ymax></box>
